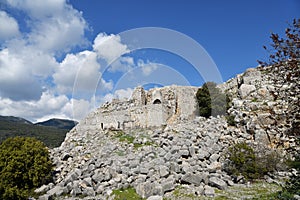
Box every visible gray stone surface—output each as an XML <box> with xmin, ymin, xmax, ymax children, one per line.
<box><xmin>41</xmin><ymin>65</ymin><xmax>299</xmax><ymax>199</ymax></box>
<box><xmin>147</xmin><ymin>196</ymin><xmax>163</xmax><ymax>200</ymax></box>
<box><xmin>239</xmin><ymin>84</ymin><xmax>256</xmax><ymax>99</ymax></box>
<box><xmin>181</xmin><ymin>173</ymin><xmax>202</xmax><ymax>186</ymax></box>
<box><xmin>209</xmin><ymin>177</ymin><xmax>228</xmax><ymax>190</ymax></box>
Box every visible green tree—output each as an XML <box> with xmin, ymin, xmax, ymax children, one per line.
<box><xmin>0</xmin><ymin>137</ymin><xmax>53</xmax><ymax>200</ymax></box>
<box><xmin>196</xmin><ymin>82</ymin><xmax>228</xmax><ymax>118</ymax></box>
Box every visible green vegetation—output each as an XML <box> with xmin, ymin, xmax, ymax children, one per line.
<box><xmin>224</xmin><ymin>142</ymin><xmax>259</xmax><ymax>180</ymax></box>
<box><xmin>214</xmin><ymin>181</ymin><xmax>282</xmax><ymax>200</ymax></box>
<box><xmin>224</xmin><ymin>142</ymin><xmax>281</xmax><ymax>181</ymax></box>
<box><xmin>112</xmin><ymin>130</ymin><xmax>155</xmax><ymax>150</ymax></box>
<box><xmin>113</xmin><ymin>130</ymin><xmax>135</xmax><ymax>143</ymax></box>
<box><xmin>0</xmin><ymin>118</ymin><xmax>69</xmax><ymax>148</ymax></box>
<box><xmin>225</xmin><ymin>115</ymin><xmax>236</xmax><ymax>126</ymax></box>
<box><xmin>0</xmin><ymin>137</ymin><xmax>53</xmax><ymax>200</ymax></box>
<box><xmin>112</xmin><ymin>187</ymin><xmax>144</xmax><ymax>200</ymax></box>
<box><xmin>164</xmin><ymin>182</ymin><xmax>282</xmax><ymax>200</ymax></box>
<box><xmin>251</xmin><ymin>97</ymin><xmax>258</xmax><ymax>102</ymax></box>
<box><xmin>196</xmin><ymin>82</ymin><xmax>228</xmax><ymax>118</ymax></box>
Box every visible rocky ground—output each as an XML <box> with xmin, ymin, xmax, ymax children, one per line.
<box><xmin>36</xmin><ymin>64</ymin><xmax>299</xmax><ymax>200</ymax></box>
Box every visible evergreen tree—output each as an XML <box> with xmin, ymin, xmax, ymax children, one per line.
<box><xmin>196</xmin><ymin>82</ymin><xmax>228</xmax><ymax>118</ymax></box>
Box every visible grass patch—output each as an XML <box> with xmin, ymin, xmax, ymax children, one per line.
<box><xmin>112</xmin><ymin>187</ymin><xmax>144</xmax><ymax>200</ymax></box>
<box><xmin>164</xmin><ymin>186</ymin><xmax>198</xmax><ymax>200</ymax></box>
<box><xmin>112</xmin><ymin>130</ymin><xmax>156</xmax><ymax>149</ymax></box>
<box><xmin>112</xmin><ymin>130</ymin><xmax>135</xmax><ymax>144</ymax></box>
<box><xmin>213</xmin><ymin>181</ymin><xmax>282</xmax><ymax>200</ymax></box>
<box><xmin>165</xmin><ymin>182</ymin><xmax>282</xmax><ymax>200</ymax></box>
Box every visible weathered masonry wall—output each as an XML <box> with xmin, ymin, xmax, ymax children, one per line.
<box><xmin>82</xmin><ymin>85</ymin><xmax>199</xmax><ymax>130</ymax></box>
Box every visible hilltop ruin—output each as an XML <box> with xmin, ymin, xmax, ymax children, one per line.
<box><xmin>85</xmin><ymin>85</ymin><xmax>199</xmax><ymax>130</ymax></box>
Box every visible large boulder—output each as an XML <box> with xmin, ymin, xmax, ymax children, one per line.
<box><xmin>239</xmin><ymin>84</ymin><xmax>256</xmax><ymax>99</ymax></box>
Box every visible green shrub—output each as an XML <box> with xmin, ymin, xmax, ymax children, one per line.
<box><xmin>224</xmin><ymin>142</ymin><xmax>260</xmax><ymax>180</ymax></box>
<box><xmin>0</xmin><ymin>137</ymin><xmax>53</xmax><ymax>200</ymax></box>
<box><xmin>196</xmin><ymin>82</ymin><xmax>229</xmax><ymax>118</ymax></box>
<box><xmin>226</xmin><ymin>115</ymin><xmax>236</xmax><ymax>126</ymax></box>
<box><xmin>224</xmin><ymin>142</ymin><xmax>283</xmax><ymax>181</ymax></box>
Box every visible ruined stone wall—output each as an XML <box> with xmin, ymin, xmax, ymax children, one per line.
<box><xmin>81</xmin><ymin>85</ymin><xmax>199</xmax><ymax>130</ymax></box>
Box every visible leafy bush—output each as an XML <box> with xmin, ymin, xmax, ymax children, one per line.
<box><xmin>224</xmin><ymin>142</ymin><xmax>259</xmax><ymax>180</ymax></box>
<box><xmin>0</xmin><ymin>137</ymin><xmax>53</xmax><ymax>199</ymax></box>
<box><xmin>196</xmin><ymin>82</ymin><xmax>228</xmax><ymax>118</ymax></box>
<box><xmin>226</xmin><ymin>115</ymin><xmax>236</xmax><ymax>126</ymax></box>
<box><xmin>224</xmin><ymin>142</ymin><xmax>282</xmax><ymax>181</ymax></box>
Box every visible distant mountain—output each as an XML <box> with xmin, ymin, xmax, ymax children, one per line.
<box><xmin>0</xmin><ymin>115</ymin><xmax>76</xmax><ymax>148</ymax></box>
<box><xmin>36</xmin><ymin>118</ymin><xmax>78</xmax><ymax>130</ymax></box>
<box><xmin>0</xmin><ymin>115</ymin><xmax>32</xmax><ymax>125</ymax></box>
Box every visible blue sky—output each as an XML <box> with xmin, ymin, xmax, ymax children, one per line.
<box><xmin>0</xmin><ymin>0</ymin><xmax>299</xmax><ymax>122</ymax></box>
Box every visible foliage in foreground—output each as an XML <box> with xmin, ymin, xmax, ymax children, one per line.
<box><xmin>224</xmin><ymin>142</ymin><xmax>282</xmax><ymax>181</ymax></box>
<box><xmin>0</xmin><ymin>137</ymin><xmax>53</xmax><ymax>200</ymax></box>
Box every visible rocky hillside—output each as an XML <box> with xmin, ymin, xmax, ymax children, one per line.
<box><xmin>37</xmin><ymin>64</ymin><xmax>299</xmax><ymax>200</ymax></box>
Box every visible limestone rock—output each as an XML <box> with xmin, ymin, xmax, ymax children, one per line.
<box><xmin>209</xmin><ymin>177</ymin><xmax>228</xmax><ymax>190</ymax></box>
<box><xmin>239</xmin><ymin>84</ymin><xmax>256</xmax><ymax>99</ymax></box>
<box><xmin>181</xmin><ymin>173</ymin><xmax>202</xmax><ymax>186</ymax></box>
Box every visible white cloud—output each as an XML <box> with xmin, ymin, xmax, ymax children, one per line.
<box><xmin>0</xmin><ymin>11</ymin><xmax>20</xmax><ymax>41</ymax></box>
<box><xmin>0</xmin><ymin>91</ymin><xmax>69</xmax><ymax>122</ymax></box>
<box><xmin>0</xmin><ymin>1</ymin><xmax>165</xmax><ymax>123</ymax></box>
<box><xmin>53</xmin><ymin>50</ymin><xmax>112</xmax><ymax>95</ymax></box>
<box><xmin>4</xmin><ymin>0</ymin><xmax>87</xmax><ymax>53</ymax></box>
<box><xmin>101</xmin><ymin>88</ymin><xmax>133</xmax><ymax>103</ymax></box>
<box><xmin>137</xmin><ymin>59</ymin><xmax>159</xmax><ymax>76</ymax></box>
<box><xmin>93</xmin><ymin>33</ymin><xmax>129</xmax><ymax>63</ymax></box>
<box><xmin>64</xmin><ymin>98</ymin><xmax>92</xmax><ymax>121</ymax></box>
<box><xmin>109</xmin><ymin>56</ymin><xmax>135</xmax><ymax>73</ymax></box>
<box><xmin>29</xmin><ymin>12</ymin><xmax>87</xmax><ymax>52</ymax></box>
<box><xmin>0</xmin><ymin>48</ymin><xmax>47</xmax><ymax>100</ymax></box>
<box><xmin>5</xmin><ymin>0</ymin><xmax>66</xmax><ymax>19</ymax></box>
<box><xmin>0</xmin><ymin>91</ymin><xmax>95</xmax><ymax>122</ymax></box>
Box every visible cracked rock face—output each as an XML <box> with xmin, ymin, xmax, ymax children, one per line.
<box><xmin>38</xmin><ymin>64</ymin><xmax>299</xmax><ymax>199</ymax></box>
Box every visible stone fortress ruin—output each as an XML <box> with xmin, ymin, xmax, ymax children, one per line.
<box><xmin>85</xmin><ymin>85</ymin><xmax>199</xmax><ymax>130</ymax></box>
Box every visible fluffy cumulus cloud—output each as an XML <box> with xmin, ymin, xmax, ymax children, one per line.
<box><xmin>0</xmin><ymin>11</ymin><xmax>20</xmax><ymax>41</ymax></box>
<box><xmin>0</xmin><ymin>92</ymin><xmax>69</xmax><ymax>121</ymax></box>
<box><xmin>53</xmin><ymin>50</ymin><xmax>113</xmax><ymax>95</ymax></box>
<box><xmin>4</xmin><ymin>0</ymin><xmax>66</xmax><ymax>19</ymax></box>
<box><xmin>4</xmin><ymin>0</ymin><xmax>87</xmax><ymax>52</ymax></box>
<box><xmin>101</xmin><ymin>88</ymin><xmax>134</xmax><ymax>103</ymax></box>
<box><xmin>93</xmin><ymin>33</ymin><xmax>129</xmax><ymax>63</ymax></box>
<box><xmin>137</xmin><ymin>59</ymin><xmax>159</xmax><ymax>76</ymax></box>
<box><xmin>108</xmin><ymin>56</ymin><xmax>135</xmax><ymax>73</ymax></box>
<box><xmin>0</xmin><ymin>0</ymin><xmax>164</xmax><ymax>122</ymax></box>
<box><xmin>0</xmin><ymin>48</ymin><xmax>47</xmax><ymax>100</ymax></box>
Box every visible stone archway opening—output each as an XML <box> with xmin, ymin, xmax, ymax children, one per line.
<box><xmin>153</xmin><ymin>99</ymin><xmax>162</xmax><ymax>104</ymax></box>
